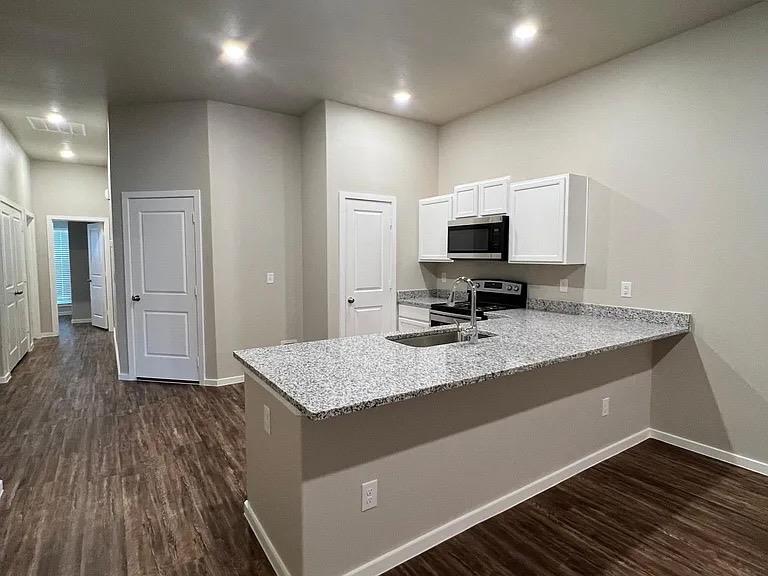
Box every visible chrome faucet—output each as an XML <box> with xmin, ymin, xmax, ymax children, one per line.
<box><xmin>449</xmin><ymin>276</ymin><xmax>479</xmax><ymax>344</ymax></box>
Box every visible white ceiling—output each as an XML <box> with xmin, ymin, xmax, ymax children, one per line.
<box><xmin>0</xmin><ymin>0</ymin><xmax>758</xmax><ymax>166</ymax></box>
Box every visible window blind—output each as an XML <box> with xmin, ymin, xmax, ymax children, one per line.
<box><xmin>53</xmin><ymin>221</ymin><xmax>72</xmax><ymax>305</ymax></box>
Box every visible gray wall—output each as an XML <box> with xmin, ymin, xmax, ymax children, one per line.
<box><xmin>247</xmin><ymin>344</ymin><xmax>652</xmax><ymax>575</ymax></box>
<box><xmin>109</xmin><ymin>101</ymin><xmax>216</xmax><ymax>377</ymax></box>
<box><xmin>300</xmin><ymin>103</ymin><xmax>329</xmax><ymax>342</ymax></box>
<box><xmin>0</xmin><ymin>121</ymin><xmax>31</xmax><ymax>210</ymax></box>
<box><xmin>299</xmin><ymin>101</ymin><xmax>439</xmax><ymax>340</ymax></box>
<box><xmin>109</xmin><ymin>100</ymin><xmax>304</xmax><ymax>380</ymax></box>
<box><xmin>207</xmin><ymin>101</ymin><xmax>303</xmax><ymax>377</ymax></box>
<box><xmin>433</xmin><ymin>4</ymin><xmax>768</xmax><ymax>462</ymax></box>
<box><xmin>67</xmin><ymin>221</ymin><xmax>91</xmax><ymax>321</ymax></box>
<box><xmin>30</xmin><ymin>161</ymin><xmax>108</xmax><ymax>333</ymax></box>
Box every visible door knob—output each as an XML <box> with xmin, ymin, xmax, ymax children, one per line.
<box><xmin>14</xmin><ymin>290</ymin><xmax>23</xmax><ymax>295</ymax></box>
<box><xmin>347</xmin><ymin>297</ymin><xmax>355</xmax><ymax>304</ymax></box>
<box><xmin>131</xmin><ymin>295</ymin><xmax>141</xmax><ymax>302</ymax></box>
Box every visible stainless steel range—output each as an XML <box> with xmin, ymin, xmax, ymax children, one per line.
<box><xmin>429</xmin><ymin>279</ymin><xmax>527</xmax><ymax>327</ymax></box>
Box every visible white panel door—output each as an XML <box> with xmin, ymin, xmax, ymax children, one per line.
<box><xmin>1</xmin><ymin>202</ymin><xmax>28</xmax><ymax>371</ymax></box>
<box><xmin>12</xmin><ymin>210</ymin><xmax>29</xmax><ymax>359</ymax></box>
<box><xmin>343</xmin><ymin>197</ymin><xmax>395</xmax><ymax>337</ymax></box>
<box><xmin>418</xmin><ymin>195</ymin><xmax>453</xmax><ymax>262</ymax></box>
<box><xmin>87</xmin><ymin>223</ymin><xmax>108</xmax><ymax>329</ymax></box>
<box><xmin>127</xmin><ymin>196</ymin><xmax>199</xmax><ymax>381</ymax></box>
<box><xmin>509</xmin><ymin>176</ymin><xmax>566</xmax><ymax>263</ymax></box>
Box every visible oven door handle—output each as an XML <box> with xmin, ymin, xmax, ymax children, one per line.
<box><xmin>430</xmin><ymin>310</ymin><xmax>472</xmax><ymax>323</ymax></box>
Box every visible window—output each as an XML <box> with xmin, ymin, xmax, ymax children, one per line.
<box><xmin>53</xmin><ymin>221</ymin><xmax>72</xmax><ymax>305</ymax></box>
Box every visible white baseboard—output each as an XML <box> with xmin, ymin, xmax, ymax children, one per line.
<box><xmin>70</xmin><ymin>318</ymin><xmax>91</xmax><ymax>324</ymax></box>
<box><xmin>244</xmin><ymin>500</ymin><xmax>293</xmax><ymax>576</ymax></box>
<box><xmin>0</xmin><ymin>373</ymin><xmax>10</xmax><ymax>384</ymax></box>
<box><xmin>0</xmin><ymin>479</ymin><xmax>4</xmax><ymax>500</ymax></box>
<box><xmin>650</xmin><ymin>429</ymin><xmax>768</xmax><ymax>477</ymax></box>
<box><xmin>117</xmin><ymin>372</ymin><xmax>136</xmax><ymax>381</ymax></box>
<box><xmin>201</xmin><ymin>374</ymin><xmax>245</xmax><ymax>387</ymax></box>
<box><xmin>37</xmin><ymin>332</ymin><xmax>58</xmax><ymax>338</ymax></box>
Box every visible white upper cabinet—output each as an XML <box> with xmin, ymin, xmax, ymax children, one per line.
<box><xmin>418</xmin><ymin>194</ymin><xmax>453</xmax><ymax>262</ymax></box>
<box><xmin>478</xmin><ymin>176</ymin><xmax>510</xmax><ymax>216</ymax></box>
<box><xmin>453</xmin><ymin>183</ymin><xmax>479</xmax><ymax>218</ymax></box>
<box><xmin>508</xmin><ymin>174</ymin><xmax>588</xmax><ymax>265</ymax></box>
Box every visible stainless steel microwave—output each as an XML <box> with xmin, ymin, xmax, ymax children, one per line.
<box><xmin>447</xmin><ymin>215</ymin><xmax>509</xmax><ymax>260</ymax></box>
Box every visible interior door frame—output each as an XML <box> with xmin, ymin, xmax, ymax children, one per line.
<box><xmin>46</xmin><ymin>215</ymin><xmax>115</xmax><ymax>337</ymax></box>
<box><xmin>121</xmin><ymin>190</ymin><xmax>205</xmax><ymax>382</ymax></box>
<box><xmin>338</xmin><ymin>191</ymin><xmax>397</xmax><ymax>338</ymax></box>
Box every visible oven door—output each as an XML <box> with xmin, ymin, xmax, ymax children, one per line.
<box><xmin>447</xmin><ymin>216</ymin><xmax>508</xmax><ymax>260</ymax></box>
<box><xmin>429</xmin><ymin>310</ymin><xmax>472</xmax><ymax>327</ymax></box>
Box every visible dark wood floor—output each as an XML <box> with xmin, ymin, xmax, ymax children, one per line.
<box><xmin>1</xmin><ymin>321</ymin><xmax>766</xmax><ymax>575</ymax></box>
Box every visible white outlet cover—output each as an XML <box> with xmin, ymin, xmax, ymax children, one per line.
<box><xmin>441</xmin><ymin>272</ymin><xmax>447</xmax><ymax>283</ymax></box>
<box><xmin>560</xmin><ymin>279</ymin><xmax>568</xmax><ymax>293</ymax></box>
<box><xmin>602</xmin><ymin>397</ymin><xmax>610</xmax><ymax>417</ymax></box>
<box><xmin>267</xmin><ymin>272</ymin><xmax>275</xmax><ymax>284</ymax></box>
<box><xmin>361</xmin><ymin>479</ymin><xmax>378</xmax><ymax>511</ymax></box>
<box><xmin>620</xmin><ymin>281</ymin><xmax>632</xmax><ymax>298</ymax></box>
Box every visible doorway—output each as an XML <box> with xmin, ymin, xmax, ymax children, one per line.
<box><xmin>339</xmin><ymin>192</ymin><xmax>397</xmax><ymax>337</ymax></box>
<box><xmin>46</xmin><ymin>216</ymin><xmax>113</xmax><ymax>336</ymax></box>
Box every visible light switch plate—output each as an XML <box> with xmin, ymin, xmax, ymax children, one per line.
<box><xmin>266</xmin><ymin>272</ymin><xmax>275</xmax><ymax>284</ymax></box>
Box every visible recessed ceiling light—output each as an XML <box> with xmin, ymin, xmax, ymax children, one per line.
<box><xmin>512</xmin><ymin>21</ymin><xmax>538</xmax><ymax>44</ymax></box>
<box><xmin>46</xmin><ymin>111</ymin><xmax>66</xmax><ymax>125</ymax></box>
<box><xmin>60</xmin><ymin>146</ymin><xmax>75</xmax><ymax>160</ymax></box>
<box><xmin>220</xmin><ymin>39</ymin><xmax>248</xmax><ymax>64</ymax></box>
<box><xmin>393</xmin><ymin>91</ymin><xmax>412</xmax><ymax>105</ymax></box>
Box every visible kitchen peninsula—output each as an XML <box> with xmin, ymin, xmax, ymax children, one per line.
<box><xmin>235</xmin><ymin>302</ymin><xmax>690</xmax><ymax>576</ymax></box>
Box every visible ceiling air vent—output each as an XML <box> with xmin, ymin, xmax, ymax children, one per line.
<box><xmin>26</xmin><ymin>116</ymin><xmax>87</xmax><ymax>136</ymax></box>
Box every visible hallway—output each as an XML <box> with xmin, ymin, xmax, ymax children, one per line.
<box><xmin>0</xmin><ymin>321</ymin><xmax>274</xmax><ymax>575</ymax></box>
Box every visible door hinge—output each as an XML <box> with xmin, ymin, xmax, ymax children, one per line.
<box><xmin>192</xmin><ymin>212</ymin><xmax>196</xmax><ymax>224</ymax></box>
<box><xmin>194</xmin><ymin>286</ymin><xmax>198</xmax><ymax>298</ymax></box>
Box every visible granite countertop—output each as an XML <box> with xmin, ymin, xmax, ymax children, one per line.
<box><xmin>397</xmin><ymin>288</ymin><xmax>449</xmax><ymax>309</ymax></box>
<box><xmin>234</xmin><ymin>303</ymin><xmax>691</xmax><ymax>421</ymax></box>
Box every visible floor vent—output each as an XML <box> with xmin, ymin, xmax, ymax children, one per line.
<box><xmin>26</xmin><ymin>116</ymin><xmax>87</xmax><ymax>136</ymax></box>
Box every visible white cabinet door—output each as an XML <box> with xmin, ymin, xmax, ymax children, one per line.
<box><xmin>453</xmin><ymin>183</ymin><xmax>479</xmax><ymax>218</ymax></box>
<box><xmin>508</xmin><ymin>174</ymin><xmax>588</xmax><ymax>264</ymax></box>
<box><xmin>509</xmin><ymin>176</ymin><xmax>566</xmax><ymax>263</ymax></box>
<box><xmin>418</xmin><ymin>195</ymin><xmax>453</xmax><ymax>262</ymax></box>
<box><xmin>398</xmin><ymin>317</ymin><xmax>429</xmax><ymax>333</ymax></box>
<box><xmin>479</xmin><ymin>176</ymin><xmax>510</xmax><ymax>216</ymax></box>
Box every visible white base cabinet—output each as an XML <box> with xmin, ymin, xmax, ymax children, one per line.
<box><xmin>508</xmin><ymin>174</ymin><xmax>588</xmax><ymax>265</ymax></box>
<box><xmin>418</xmin><ymin>194</ymin><xmax>453</xmax><ymax>262</ymax></box>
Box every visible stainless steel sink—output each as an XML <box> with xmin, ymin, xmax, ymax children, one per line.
<box><xmin>387</xmin><ymin>330</ymin><xmax>495</xmax><ymax>348</ymax></box>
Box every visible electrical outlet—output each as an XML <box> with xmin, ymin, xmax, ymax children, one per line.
<box><xmin>602</xmin><ymin>397</ymin><xmax>610</xmax><ymax>417</ymax></box>
<box><xmin>263</xmin><ymin>405</ymin><xmax>271</xmax><ymax>435</ymax></box>
<box><xmin>560</xmin><ymin>279</ymin><xmax>568</xmax><ymax>293</ymax></box>
<box><xmin>620</xmin><ymin>281</ymin><xmax>632</xmax><ymax>298</ymax></box>
<box><xmin>266</xmin><ymin>272</ymin><xmax>275</xmax><ymax>284</ymax></box>
<box><xmin>441</xmin><ymin>272</ymin><xmax>447</xmax><ymax>284</ymax></box>
<box><xmin>361</xmin><ymin>479</ymin><xmax>378</xmax><ymax>511</ymax></box>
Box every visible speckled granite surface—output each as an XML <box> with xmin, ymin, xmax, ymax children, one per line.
<box><xmin>526</xmin><ymin>298</ymin><xmax>691</xmax><ymax>329</ymax></box>
<box><xmin>397</xmin><ymin>288</ymin><xmax>451</xmax><ymax>308</ymax></box>
<box><xmin>234</xmin><ymin>307</ymin><xmax>690</xmax><ymax>421</ymax></box>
